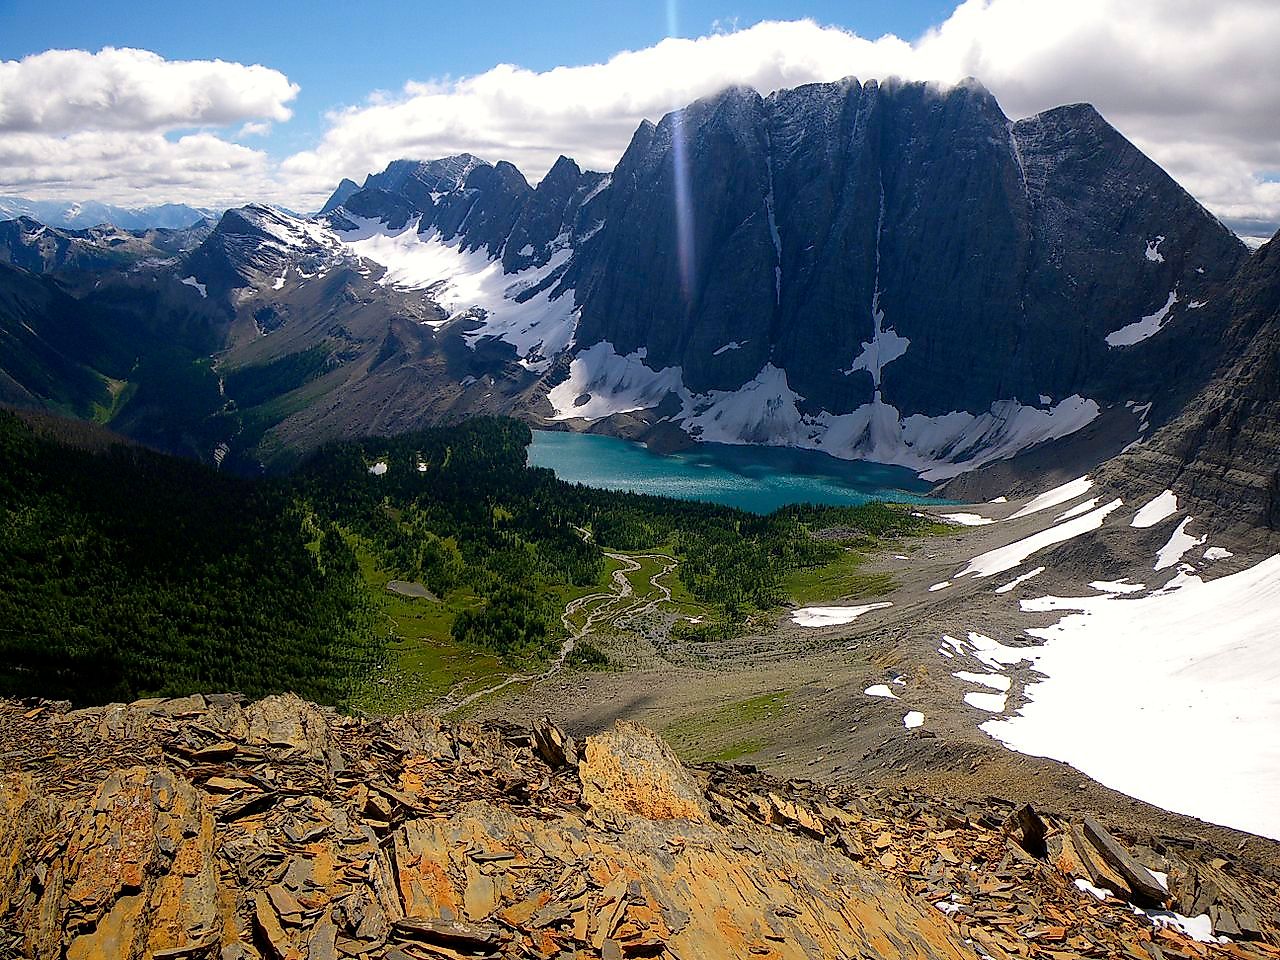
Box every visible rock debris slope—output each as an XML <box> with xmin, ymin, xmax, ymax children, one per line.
<box><xmin>2</xmin><ymin>695</ymin><xmax>1277</xmax><ymax>959</ymax></box>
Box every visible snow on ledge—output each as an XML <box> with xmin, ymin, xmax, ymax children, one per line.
<box><xmin>546</xmin><ymin>341</ymin><xmax>1101</xmax><ymax>483</ymax></box>
<box><xmin>1131</xmin><ymin>489</ymin><xmax>1179</xmax><ymax>528</ymax></box>
<box><xmin>956</xmin><ymin>499</ymin><xmax>1123</xmax><ymax>579</ymax></box>
<box><xmin>1107</xmin><ymin>287</ymin><xmax>1180</xmax><ymax>348</ymax></box>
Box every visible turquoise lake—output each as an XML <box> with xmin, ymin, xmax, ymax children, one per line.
<box><xmin>527</xmin><ymin>430</ymin><xmax>944</xmax><ymax>514</ymax></box>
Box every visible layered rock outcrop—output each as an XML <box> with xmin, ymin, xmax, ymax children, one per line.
<box><xmin>1103</xmin><ymin>231</ymin><xmax>1280</xmax><ymax>537</ymax></box>
<box><xmin>1</xmin><ymin>695</ymin><xmax>1277</xmax><ymax>959</ymax></box>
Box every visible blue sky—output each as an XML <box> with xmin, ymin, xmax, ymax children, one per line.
<box><xmin>0</xmin><ymin>0</ymin><xmax>957</xmax><ymax>160</ymax></box>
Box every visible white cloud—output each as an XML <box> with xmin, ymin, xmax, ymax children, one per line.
<box><xmin>0</xmin><ymin>47</ymin><xmax>298</xmax><ymax>133</ymax></box>
<box><xmin>0</xmin><ymin>47</ymin><xmax>296</xmax><ymax>207</ymax></box>
<box><xmin>0</xmin><ymin>130</ymin><xmax>277</xmax><ymax>208</ymax></box>
<box><xmin>283</xmin><ymin>3</ymin><xmax>1280</xmax><ymax>235</ymax></box>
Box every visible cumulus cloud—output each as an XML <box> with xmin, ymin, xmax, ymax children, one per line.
<box><xmin>0</xmin><ymin>47</ymin><xmax>297</xmax><ymax>207</ymax></box>
<box><xmin>0</xmin><ymin>131</ymin><xmax>278</xmax><ymax>208</ymax></box>
<box><xmin>0</xmin><ymin>47</ymin><xmax>298</xmax><ymax>133</ymax></box>
<box><xmin>284</xmin><ymin>1</ymin><xmax>1280</xmax><ymax>236</ymax></box>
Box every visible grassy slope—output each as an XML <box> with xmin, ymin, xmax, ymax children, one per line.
<box><xmin>662</xmin><ymin>691</ymin><xmax>792</xmax><ymax>763</ymax></box>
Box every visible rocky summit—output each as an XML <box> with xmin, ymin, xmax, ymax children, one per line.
<box><xmin>1</xmin><ymin>695</ymin><xmax>1277</xmax><ymax>960</ymax></box>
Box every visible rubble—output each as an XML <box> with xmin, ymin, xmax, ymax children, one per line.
<box><xmin>0</xmin><ymin>695</ymin><xmax>1275</xmax><ymax>960</ymax></box>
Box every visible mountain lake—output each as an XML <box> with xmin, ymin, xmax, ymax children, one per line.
<box><xmin>528</xmin><ymin>429</ymin><xmax>947</xmax><ymax>514</ymax></box>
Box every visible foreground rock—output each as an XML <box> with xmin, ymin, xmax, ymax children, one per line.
<box><xmin>0</xmin><ymin>696</ymin><xmax>1276</xmax><ymax>960</ymax></box>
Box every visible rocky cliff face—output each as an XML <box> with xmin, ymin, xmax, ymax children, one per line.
<box><xmin>1103</xmin><ymin>232</ymin><xmax>1280</xmax><ymax>535</ymax></box>
<box><xmin>550</xmin><ymin>79</ymin><xmax>1246</xmax><ymax>478</ymax></box>
<box><xmin>304</xmin><ymin>78</ymin><xmax>1247</xmax><ymax>481</ymax></box>
<box><xmin>2</xmin><ymin>695</ymin><xmax>1277</xmax><ymax>960</ymax></box>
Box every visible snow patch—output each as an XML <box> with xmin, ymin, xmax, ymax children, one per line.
<box><xmin>1204</xmin><ymin>546</ymin><xmax>1234</xmax><ymax>561</ymax></box>
<box><xmin>943</xmin><ymin>633</ymin><xmax>1038</xmax><ymax>671</ymax></box>
<box><xmin>963</xmin><ymin>690</ymin><xmax>1007</xmax><ymax>713</ymax></box>
<box><xmin>903</xmin><ymin>711</ymin><xmax>925</xmax><ymax>729</ymax></box>
<box><xmin>337</xmin><ymin>217</ymin><xmax>576</xmax><ymax>371</ymax></box>
<box><xmin>1089</xmin><ymin>579</ymin><xmax>1145</xmax><ymax>594</ymax></box>
<box><xmin>845</xmin><ymin>181</ymin><xmax>909</xmax><ymax>386</ymax></box>
<box><xmin>712</xmin><ymin>340</ymin><xmax>747</xmax><ymax>356</ymax></box>
<box><xmin>1074</xmin><ymin>878</ymin><xmax>1110</xmax><ymax>902</ymax></box>
<box><xmin>1155</xmin><ymin>517</ymin><xmax>1207</xmax><ymax>570</ymax></box>
<box><xmin>953</xmin><ymin>671</ymin><xmax>1011</xmax><ymax>691</ymax></box>
<box><xmin>1145</xmin><ymin>236</ymin><xmax>1166</xmax><ymax>263</ymax></box>
<box><xmin>958</xmin><ymin>500</ymin><xmax>1123</xmax><ymax>579</ymax></box>
<box><xmin>791</xmin><ymin>601</ymin><xmax>893</xmax><ymax>627</ymax></box>
<box><xmin>1132</xmin><ymin>489</ymin><xmax>1179</xmax><ymax>528</ymax></box>
<box><xmin>942</xmin><ymin>513</ymin><xmax>996</xmax><ymax>527</ymax></box>
<box><xmin>864</xmin><ymin>684</ymin><xmax>898</xmax><ymax>699</ymax></box>
<box><xmin>1009</xmin><ymin>476</ymin><xmax>1093</xmax><ymax>520</ymax></box>
<box><xmin>368</xmin><ymin>461</ymin><xmax>388</xmax><ymax>476</ymax></box>
<box><xmin>994</xmin><ymin>566</ymin><xmax>1046</xmax><ymax>594</ymax></box>
<box><xmin>1138</xmin><ymin>907</ymin><xmax>1225</xmax><ymax>944</ymax></box>
<box><xmin>964</xmin><ymin>632</ymin><xmax>1040</xmax><ymax>670</ymax></box>
<box><xmin>1055</xmin><ymin>498</ymin><xmax>1100</xmax><ymax>522</ymax></box>
<box><xmin>180</xmin><ymin>276</ymin><xmax>207</xmax><ymax>298</ymax></box>
<box><xmin>845</xmin><ymin>328</ymin><xmax>909</xmax><ymax>385</ymax></box>
<box><xmin>928</xmin><ymin>581</ymin><xmax>951</xmax><ymax>592</ymax></box>
<box><xmin>547</xmin><ymin>342</ymin><xmax>686</xmax><ymax>422</ymax></box>
<box><xmin>1106</xmin><ymin>287</ymin><xmax>1180</xmax><ymax>347</ymax></box>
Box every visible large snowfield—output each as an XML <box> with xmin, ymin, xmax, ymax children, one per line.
<box><xmin>982</xmin><ymin>555</ymin><xmax>1280</xmax><ymax>841</ymax></box>
<box><xmin>945</xmin><ymin>477</ymin><xmax>1280</xmax><ymax>841</ymax></box>
<box><xmin>337</xmin><ymin>216</ymin><xmax>578</xmax><ymax>371</ymax></box>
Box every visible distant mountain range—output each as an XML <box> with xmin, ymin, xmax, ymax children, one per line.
<box><xmin>0</xmin><ymin>75</ymin><xmax>1273</xmax><ymax>523</ymax></box>
<box><xmin>0</xmin><ymin>196</ymin><xmax>217</xmax><ymax>231</ymax></box>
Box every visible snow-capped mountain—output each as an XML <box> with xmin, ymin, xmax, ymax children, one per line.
<box><xmin>0</xmin><ymin>76</ymin><xmax>1260</xmax><ymax>479</ymax></box>
<box><xmin>0</xmin><ymin>216</ymin><xmax>213</xmax><ymax>280</ymax></box>
<box><xmin>0</xmin><ymin>196</ymin><xmax>216</xmax><ymax>231</ymax></box>
<box><xmin>280</xmin><ymin>78</ymin><xmax>1244</xmax><ymax>480</ymax></box>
